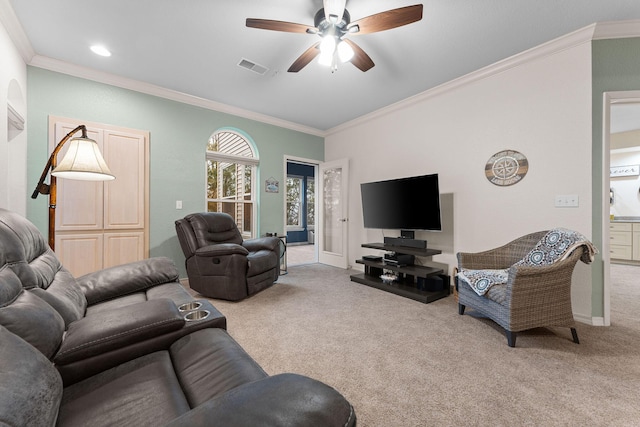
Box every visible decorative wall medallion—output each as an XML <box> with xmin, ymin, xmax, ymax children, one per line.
<box><xmin>485</xmin><ymin>150</ymin><xmax>528</xmax><ymax>186</ymax></box>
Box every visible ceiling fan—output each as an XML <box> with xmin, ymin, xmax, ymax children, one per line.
<box><xmin>246</xmin><ymin>1</ymin><xmax>423</xmax><ymax>73</ymax></box>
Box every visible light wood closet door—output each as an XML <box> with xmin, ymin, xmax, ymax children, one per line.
<box><xmin>51</xmin><ymin>117</ymin><xmax>149</xmax><ymax>277</ymax></box>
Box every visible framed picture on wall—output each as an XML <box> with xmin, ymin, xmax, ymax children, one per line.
<box><xmin>265</xmin><ymin>177</ymin><xmax>279</xmax><ymax>193</ymax></box>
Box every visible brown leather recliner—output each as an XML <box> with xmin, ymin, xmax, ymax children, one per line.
<box><xmin>175</xmin><ymin>212</ymin><xmax>280</xmax><ymax>301</ymax></box>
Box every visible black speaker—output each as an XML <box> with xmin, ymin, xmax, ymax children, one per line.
<box><xmin>383</xmin><ymin>237</ymin><xmax>427</xmax><ymax>249</ymax></box>
<box><xmin>417</xmin><ymin>275</ymin><xmax>444</xmax><ymax>292</ymax></box>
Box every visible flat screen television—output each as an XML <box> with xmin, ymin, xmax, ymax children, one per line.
<box><xmin>360</xmin><ymin>173</ymin><xmax>441</xmax><ymax>231</ymax></box>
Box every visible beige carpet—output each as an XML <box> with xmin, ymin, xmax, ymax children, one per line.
<box><xmin>186</xmin><ymin>264</ymin><xmax>640</xmax><ymax>426</ymax></box>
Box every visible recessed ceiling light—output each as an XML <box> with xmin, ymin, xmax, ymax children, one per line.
<box><xmin>90</xmin><ymin>45</ymin><xmax>111</xmax><ymax>57</ymax></box>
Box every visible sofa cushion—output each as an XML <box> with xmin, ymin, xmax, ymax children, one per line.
<box><xmin>85</xmin><ymin>293</ymin><xmax>148</xmax><ymax>316</ymax></box>
<box><xmin>186</xmin><ymin>212</ymin><xmax>244</xmax><ymax>247</ymax></box>
<box><xmin>165</xmin><ymin>373</ymin><xmax>357</xmax><ymax>427</ymax></box>
<box><xmin>85</xmin><ymin>282</ymin><xmax>195</xmax><ymax>317</ymax></box>
<box><xmin>58</xmin><ymin>328</ymin><xmax>269</xmax><ymax>427</ymax></box>
<box><xmin>246</xmin><ymin>249</ymin><xmax>278</xmax><ymax>277</ymax></box>
<box><xmin>30</xmin><ymin>267</ymin><xmax>87</xmax><ymax>327</ymax></box>
<box><xmin>170</xmin><ymin>328</ymin><xmax>267</xmax><ymax>407</ymax></box>
<box><xmin>77</xmin><ymin>257</ymin><xmax>180</xmax><ymax>305</ymax></box>
<box><xmin>0</xmin><ymin>209</ymin><xmax>66</xmax><ymax>291</ymax></box>
<box><xmin>0</xmin><ymin>325</ymin><xmax>63</xmax><ymax>427</ymax></box>
<box><xmin>0</xmin><ymin>267</ymin><xmax>65</xmax><ymax>359</ymax></box>
<box><xmin>59</xmin><ymin>351</ymin><xmax>191</xmax><ymax>427</ymax></box>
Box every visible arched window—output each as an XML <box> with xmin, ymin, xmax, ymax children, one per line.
<box><xmin>206</xmin><ymin>130</ymin><xmax>258</xmax><ymax>238</ymax></box>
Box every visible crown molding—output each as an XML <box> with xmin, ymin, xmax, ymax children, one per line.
<box><xmin>326</xmin><ymin>24</ymin><xmax>604</xmax><ymax>136</ymax></box>
<box><xmin>592</xmin><ymin>19</ymin><xmax>640</xmax><ymax>39</ymax></box>
<box><xmin>29</xmin><ymin>56</ymin><xmax>325</xmax><ymax>137</ymax></box>
<box><xmin>1</xmin><ymin>0</ymin><xmax>324</xmax><ymax>137</ymax></box>
<box><xmin>0</xmin><ymin>0</ymin><xmax>35</xmax><ymax>62</ymax></box>
<box><xmin>326</xmin><ymin>20</ymin><xmax>640</xmax><ymax>136</ymax></box>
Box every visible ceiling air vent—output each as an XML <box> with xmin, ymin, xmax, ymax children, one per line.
<box><xmin>238</xmin><ymin>58</ymin><xmax>269</xmax><ymax>75</ymax></box>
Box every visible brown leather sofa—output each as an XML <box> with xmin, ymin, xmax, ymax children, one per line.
<box><xmin>175</xmin><ymin>212</ymin><xmax>280</xmax><ymax>300</ymax></box>
<box><xmin>0</xmin><ymin>209</ymin><xmax>356</xmax><ymax>426</ymax></box>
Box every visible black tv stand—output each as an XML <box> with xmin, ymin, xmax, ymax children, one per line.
<box><xmin>350</xmin><ymin>242</ymin><xmax>450</xmax><ymax>304</ymax></box>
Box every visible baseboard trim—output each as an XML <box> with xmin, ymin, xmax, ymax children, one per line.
<box><xmin>574</xmin><ymin>313</ymin><xmax>606</xmax><ymax>326</ymax></box>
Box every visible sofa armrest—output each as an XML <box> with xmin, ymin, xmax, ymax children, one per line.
<box><xmin>166</xmin><ymin>373</ymin><xmax>356</xmax><ymax>427</ymax></box>
<box><xmin>54</xmin><ymin>299</ymin><xmax>184</xmax><ymax>365</ymax></box>
<box><xmin>77</xmin><ymin>257</ymin><xmax>180</xmax><ymax>305</ymax></box>
<box><xmin>195</xmin><ymin>243</ymin><xmax>249</xmax><ymax>257</ymax></box>
<box><xmin>242</xmin><ymin>236</ymin><xmax>279</xmax><ymax>253</ymax></box>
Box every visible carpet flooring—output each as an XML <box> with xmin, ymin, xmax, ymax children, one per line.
<box><xmin>186</xmin><ymin>263</ymin><xmax>640</xmax><ymax>426</ymax></box>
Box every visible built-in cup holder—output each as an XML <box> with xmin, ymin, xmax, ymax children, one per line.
<box><xmin>178</xmin><ymin>301</ymin><xmax>203</xmax><ymax>312</ymax></box>
<box><xmin>184</xmin><ymin>310</ymin><xmax>210</xmax><ymax>322</ymax></box>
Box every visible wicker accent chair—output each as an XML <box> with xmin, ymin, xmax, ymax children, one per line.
<box><xmin>456</xmin><ymin>231</ymin><xmax>588</xmax><ymax>347</ymax></box>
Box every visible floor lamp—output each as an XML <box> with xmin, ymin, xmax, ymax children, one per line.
<box><xmin>31</xmin><ymin>125</ymin><xmax>115</xmax><ymax>250</ymax></box>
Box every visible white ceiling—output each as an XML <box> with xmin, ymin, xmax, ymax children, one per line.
<box><xmin>6</xmin><ymin>0</ymin><xmax>640</xmax><ymax>132</ymax></box>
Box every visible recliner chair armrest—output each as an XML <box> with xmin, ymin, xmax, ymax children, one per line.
<box><xmin>166</xmin><ymin>373</ymin><xmax>356</xmax><ymax>427</ymax></box>
<box><xmin>242</xmin><ymin>236</ymin><xmax>279</xmax><ymax>252</ymax></box>
<box><xmin>77</xmin><ymin>257</ymin><xmax>180</xmax><ymax>305</ymax></box>
<box><xmin>195</xmin><ymin>243</ymin><xmax>249</xmax><ymax>257</ymax></box>
<box><xmin>54</xmin><ymin>299</ymin><xmax>184</xmax><ymax>366</ymax></box>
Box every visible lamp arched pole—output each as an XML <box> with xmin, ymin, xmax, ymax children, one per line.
<box><xmin>31</xmin><ymin>125</ymin><xmax>93</xmax><ymax>250</ymax></box>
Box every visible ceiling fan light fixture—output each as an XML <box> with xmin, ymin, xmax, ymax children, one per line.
<box><xmin>319</xmin><ymin>35</ymin><xmax>336</xmax><ymax>55</ymax></box>
<box><xmin>318</xmin><ymin>50</ymin><xmax>334</xmax><ymax>67</ymax></box>
<box><xmin>337</xmin><ymin>40</ymin><xmax>354</xmax><ymax>62</ymax></box>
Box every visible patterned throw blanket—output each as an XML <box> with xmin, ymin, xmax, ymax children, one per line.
<box><xmin>457</xmin><ymin>228</ymin><xmax>598</xmax><ymax>296</ymax></box>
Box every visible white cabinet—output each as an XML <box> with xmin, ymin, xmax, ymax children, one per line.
<box><xmin>51</xmin><ymin>117</ymin><xmax>149</xmax><ymax>276</ymax></box>
<box><xmin>632</xmin><ymin>224</ymin><xmax>640</xmax><ymax>260</ymax></box>
<box><xmin>610</xmin><ymin>222</ymin><xmax>640</xmax><ymax>262</ymax></box>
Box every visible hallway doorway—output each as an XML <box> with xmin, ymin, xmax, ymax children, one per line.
<box><xmin>285</xmin><ymin>157</ymin><xmax>318</xmax><ymax>265</ymax></box>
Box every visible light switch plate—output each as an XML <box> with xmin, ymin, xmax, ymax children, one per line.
<box><xmin>555</xmin><ymin>195</ymin><xmax>579</xmax><ymax>207</ymax></box>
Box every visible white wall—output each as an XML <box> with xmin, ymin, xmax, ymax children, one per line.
<box><xmin>326</xmin><ymin>38</ymin><xmax>594</xmax><ymax>319</ymax></box>
<box><xmin>0</xmin><ymin>15</ymin><xmax>28</xmax><ymax>215</ymax></box>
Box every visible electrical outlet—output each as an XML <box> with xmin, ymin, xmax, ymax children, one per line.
<box><xmin>176</xmin><ymin>200</ymin><xmax>183</xmax><ymax>209</ymax></box>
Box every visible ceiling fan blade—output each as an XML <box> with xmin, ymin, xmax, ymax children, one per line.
<box><xmin>246</xmin><ymin>18</ymin><xmax>315</xmax><ymax>34</ymax></box>
<box><xmin>288</xmin><ymin>42</ymin><xmax>321</xmax><ymax>72</ymax></box>
<box><xmin>344</xmin><ymin>39</ymin><xmax>374</xmax><ymax>72</ymax></box>
<box><xmin>348</xmin><ymin>4</ymin><xmax>423</xmax><ymax>35</ymax></box>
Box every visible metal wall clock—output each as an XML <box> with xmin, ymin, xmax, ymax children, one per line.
<box><xmin>485</xmin><ymin>149</ymin><xmax>528</xmax><ymax>186</ymax></box>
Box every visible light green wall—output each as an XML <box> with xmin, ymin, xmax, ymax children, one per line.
<box><xmin>26</xmin><ymin>67</ymin><xmax>324</xmax><ymax>277</ymax></box>
<box><xmin>592</xmin><ymin>37</ymin><xmax>640</xmax><ymax>317</ymax></box>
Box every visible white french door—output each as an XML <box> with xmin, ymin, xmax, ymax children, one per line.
<box><xmin>318</xmin><ymin>158</ymin><xmax>349</xmax><ymax>268</ymax></box>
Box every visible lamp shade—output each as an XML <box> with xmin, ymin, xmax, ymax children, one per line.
<box><xmin>51</xmin><ymin>136</ymin><xmax>115</xmax><ymax>181</ymax></box>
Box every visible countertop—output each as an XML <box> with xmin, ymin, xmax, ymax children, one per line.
<box><xmin>610</xmin><ymin>216</ymin><xmax>640</xmax><ymax>223</ymax></box>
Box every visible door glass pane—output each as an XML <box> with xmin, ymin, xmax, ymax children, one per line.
<box><xmin>323</xmin><ymin>167</ymin><xmax>342</xmax><ymax>255</ymax></box>
<box><xmin>306</xmin><ymin>177</ymin><xmax>315</xmax><ymax>227</ymax></box>
<box><xmin>286</xmin><ymin>177</ymin><xmax>302</xmax><ymax>227</ymax></box>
